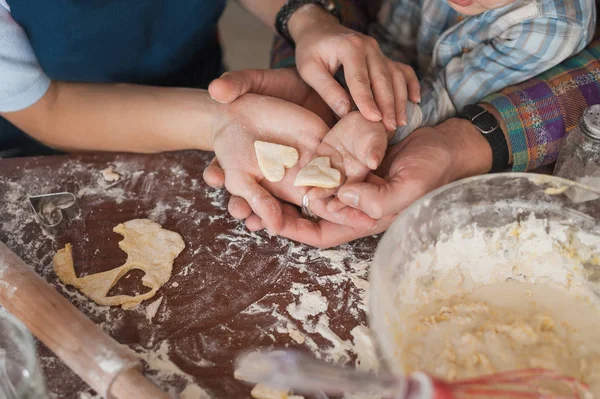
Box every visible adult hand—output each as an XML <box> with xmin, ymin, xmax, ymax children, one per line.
<box><xmin>208</xmin><ymin>67</ymin><xmax>336</xmax><ymax>126</ymax></box>
<box><xmin>209</xmin><ymin>93</ymin><xmax>379</xmax><ymax>235</ymax></box>
<box><xmin>241</xmin><ymin>117</ymin><xmax>493</xmax><ymax>248</ymax></box>
<box><xmin>209</xmin><ymin>93</ymin><xmax>327</xmax><ymax>234</ymax></box>
<box><xmin>336</xmin><ymin>118</ymin><xmax>493</xmax><ymax>219</ymax></box>
<box><xmin>287</xmin><ymin>5</ymin><xmax>420</xmax><ymax>131</ymax></box>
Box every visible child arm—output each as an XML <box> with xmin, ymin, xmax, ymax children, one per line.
<box><xmin>390</xmin><ymin>17</ymin><xmax>588</xmax><ymax>144</ymax></box>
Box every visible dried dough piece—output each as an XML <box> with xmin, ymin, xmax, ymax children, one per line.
<box><xmin>254</xmin><ymin>141</ymin><xmax>299</xmax><ymax>182</ymax></box>
<box><xmin>101</xmin><ymin>166</ymin><xmax>120</xmax><ymax>182</ymax></box>
<box><xmin>293</xmin><ymin>157</ymin><xmax>341</xmax><ymax>188</ymax></box>
<box><xmin>53</xmin><ymin>219</ymin><xmax>185</xmax><ymax>310</ymax></box>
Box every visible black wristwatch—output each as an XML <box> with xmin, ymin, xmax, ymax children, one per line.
<box><xmin>458</xmin><ymin>104</ymin><xmax>509</xmax><ymax>173</ymax></box>
<box><xmin>275</xmin><ymin>0</ymin><xmax>341</xmax><ymax>46</ymax></box>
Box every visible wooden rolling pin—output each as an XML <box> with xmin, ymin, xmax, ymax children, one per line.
<box><xmin>0</xmin><ymin>241</ymin><xmax>170</xmax><ymax>399</ymax></box>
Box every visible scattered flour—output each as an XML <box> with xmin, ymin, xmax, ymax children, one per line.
<box><xmin>145</xmin><ymin>297</ymin><xmax>164</xmax><ymax>322</ymax></box>
<box><xmin>286</xmin><ymin>285</ymin><xmax>328</xmax><ymax>320</ymax></box>
<box><xmin>179</xmin><ymin>383</ymin><xmax>212</xmax><ymax>399</ymax></box>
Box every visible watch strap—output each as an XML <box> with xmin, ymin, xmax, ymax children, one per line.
<box><xmin>459</xmin><ymin>104</ymin><xmax>510</xmax><ymax>173</ymax></box>
<box><xmin>275</xmin><ymin>0</ymin><xmax>341</xmax><ymax>46</ymax></box>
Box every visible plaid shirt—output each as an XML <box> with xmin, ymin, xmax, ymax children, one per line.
<box><xmin>270</xmin><ymin>1</ymin><xmax>600</xmax><ymax>172</ymax></box>
<box><xmin>484</xmin><ymin>39</ymin><xmax>600</xmax><ymax>171</ymax></box>
<box><xmin>377</xmin><ymin>0</ymin><xmax>596</xmax><ymax>143</ymax></box>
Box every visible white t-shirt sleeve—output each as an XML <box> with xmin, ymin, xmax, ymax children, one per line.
<box><xmin>0</xmin><ymin>3</ymin><xmax>51</xmax><ymax>112</ymax></box>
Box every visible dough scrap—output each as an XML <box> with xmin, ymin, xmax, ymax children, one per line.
<box><xmin>101</xmin><ymin>166</ymin><xmax>120</xmax><ymax>182</ymax></box>
<box><xmin>293</xmin><ymin>157</ymin><xmax>341</xmax><ymax>188</ymax></box>
<box><xmin>254</xmin><ymin>141</ymin><xmax>299</xmax><ymax>182</ymax></box>
<box><xmin>53</xmin><ymin>219</ymin><xmax>185</xmax><ymax>310</ymax></box>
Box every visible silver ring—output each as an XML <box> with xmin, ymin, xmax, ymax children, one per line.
<box><xmin>302</xmin><ymin>194</ymin><xmax>319</xmax><ymax>222</ymax></box>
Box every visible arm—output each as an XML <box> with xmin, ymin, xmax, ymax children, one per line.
<box><xmin>0</xmin><ymin>6</ymin><xmax>218</xmax><ymax>153</ymax></box>
<box><xmin>270</xmin><ymin>0</ymin><xmax>378</xmax><ymax>69</ymax></box>
<box><xmin>483</xmin><ymin>39</ymin><xmax>600</xmax><ymax>171</ymax></box>
<box><xmin>3</xmin><ymin>82</ymin><xmax>219</xmax><ymax>153</ymax></box>
<box><xmin>391</xmin><ymin>18</ymin><xmax>587</xmax><ymax>144</ymax></box>
<box><xmin>241</xmin><ymin>0</ymin><xmax>418</xmax><ymax>130</ymax></box>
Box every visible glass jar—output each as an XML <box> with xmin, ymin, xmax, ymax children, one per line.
<box><xmin>0</xmin><ymin>310</ymin><xmax>47</xmax><ymax>399</ymax></box>
<box><xmin>554</xmin><ymin>104</ymin><xmax>600</xmax><ymax>202</ymax></box>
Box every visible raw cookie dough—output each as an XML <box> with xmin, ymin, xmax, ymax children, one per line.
<box><xmin>294</xmin><ymin>157</ymin><xmax>341</xmax><ymax>188</ymax></box>
<box><xmin>403</xmin><ymin>281</ymin><xmax>600</xmax><ymax>394</ymax></box>
<box><xmin>254</xmin><ymin>141</ymin><xmax>299</xmax><ymax>182</ymax></box>
<box><xmin>53</xmin><ymin>219</ymin><xmax>185</xmax><ymax>310</ymax></box>
<box><xmin>101</xmin><ymin>166</ymin><xmax>120</xmax><ymax>182</ymax></box>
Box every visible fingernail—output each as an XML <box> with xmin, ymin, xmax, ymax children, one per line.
<box><xmin>368</xmin><ymin>150</ymin><xmax>382</xmax><ymax>170</ymax></box>
<box><xmin>335</xmin><ymin>100</ymin><xmax>351</xmax><ymax>117</ymax></box>
<box><xmin>373</xmin><ymin>109</ymin><xmax>383</xmax><ymax>121</ymax></box>
<box><xmin>416</xmin><ymin>96</ymin><xmax>421</xmax><ymax>104</ymax></box>
<box><xmin>388</xmin><ymin>114</ymin><xmax>398</xmax><ymax>130</ymax></box>
<box><xmin>340</xmin><ymin>190</ymin><xmax>360</xmax><ymax>207</ymax></box>
<box><xmin>399</xmin><ymin>110</ymin><xmax>407</xmax><ymax>126</ymax></box>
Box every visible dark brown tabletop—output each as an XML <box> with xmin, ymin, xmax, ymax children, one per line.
<box><xmin>0</xmin><ymin>151</ymin><xmax>378</xmax><ymax>399</ymax></box>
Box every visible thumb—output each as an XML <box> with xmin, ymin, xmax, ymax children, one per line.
<box><xmin>338</xmin><ymin>175</ymin><xmax>423</xmax><ymax>219</ymax></box>
<box><xmin>208</xmin><ymin>70</ymin><xmax>265</xmax><ymax>104</ymax></box>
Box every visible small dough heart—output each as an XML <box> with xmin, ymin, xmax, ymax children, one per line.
<box><xmin>254</xmin><ymin>141</ymin><xmax>299</xmax><ymax>183</ymax></box>
<box><xmin>294</xmin><ymin>157</ymin><xmax>341</xmax><ymax>188</ymax></box>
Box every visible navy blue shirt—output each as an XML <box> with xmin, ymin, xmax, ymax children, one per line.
<box><xmin>1</xmin><ymin>0</ymin><xmax>227</xmax><ymax>157</ymax></box>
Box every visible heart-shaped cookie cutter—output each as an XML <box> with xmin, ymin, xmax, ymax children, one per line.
<box><xmin>28</xmin><ymin>192</ymin><xmax>77</xmax><ymax>227</ymax></box>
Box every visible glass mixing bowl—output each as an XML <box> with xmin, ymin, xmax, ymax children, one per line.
<box><xmin>369</xmin><ymin>173</ymin><xmax>600</xmax><ymax>375</ymax></box>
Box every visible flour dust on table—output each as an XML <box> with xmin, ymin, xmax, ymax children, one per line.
<box><xmin>0</xmin><ymin>153</ymin><xmax>381</xmax><ymax>398</ymax></box>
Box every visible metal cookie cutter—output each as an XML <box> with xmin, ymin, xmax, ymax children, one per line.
<box><xmin>28</xmin><ymin>192</ymin><xmax>77</xmax><ymax>227</ymax></box>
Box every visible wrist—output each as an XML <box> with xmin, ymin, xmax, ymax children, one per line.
<box><xmin>288</xmin><ymin>4</ymin><xmax>339</xmax><ymax>42</ymax></box>
<box><xmin>479</xmin><ymin>103</ymin><xmax>513</xmax><ymax>165</ymax></box>
<box><xmin>199</xmin><ymin>91</ymin><xmax>227</xmax><ymax>152</ymax></box>
<box><xmin>437</xmin><ymin>118</ymin><xmax>493</xmax><ymax>179</ymax></box>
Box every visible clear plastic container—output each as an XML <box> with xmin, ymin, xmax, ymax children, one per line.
<box><xmin>369</xmin><ymin>173</ymin><xmax>600</xmax><ymax>375</ymax></box>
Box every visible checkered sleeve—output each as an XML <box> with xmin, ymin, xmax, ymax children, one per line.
<box><xmin>483</xmin><ymin>40</ymin><xmax>600</xmax><ymax>172</ymax></box>
<box><xmin>270</xmin><ymin>0</ymin><xmax>377</xmax><ymax>69</ymax></box>
<box><xmin>391</xmin><ymin>17</ymin><xmax>588</xmax><ymax>143</ymax></box>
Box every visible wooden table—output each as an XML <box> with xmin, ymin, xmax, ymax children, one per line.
<box><xmin>0</xmin><ymin>151</ymin><xmax>378</xmax><ymax>398</ymax></box>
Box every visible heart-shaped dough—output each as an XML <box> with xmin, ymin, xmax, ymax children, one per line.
<box><xmin>254</xmin><ymin>141</ymin><xmax>299</xmax><ymax>182</ymax></box>
<box><xmin>294</xmin><ymin>157</ymin><xmax>341</xmax><ymax>188</ymax></box>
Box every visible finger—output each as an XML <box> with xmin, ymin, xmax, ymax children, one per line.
<box><xmin>336</xmin><ymin>115</ymin><xmax>387</xmax><ymax>172</ymax></box>
<box><xmin>228</xmin><ymin>196</ymin><xmax>252</xmax><ymax>220</ymax></box>
<box><xmin>245</xmin><ymin>213</ymin><xmax>264</xmax><ymax>231</ymax></box>
<box><xmin>398</xmin><ymin>63</ymin><xmax>421</xmax><ymax>104</ymax></box>
<box><xmin>337</xmin><ymin>176</ymin><xmax>427</xmax><ymax>219</ymax></box>
<box><xmin>203</xmin><ymin>157</ymin><xmax>225</xmax><ymax>189</ymax></box>
<box><xmin>311</xmin><ymin>196</ymin><xmax>378</xmax><ymax>230</ymax></box>
<box><xmin>388</xmin><ymin>64</ymin><xmax>408</xmax><ymax>127</ymax></box>
<box><xmin>326</xmin><ymin>197</ymin><xmax>348</xmax><ymax>213</ymax></box>
<box><xmin>208</xmin><ymin>70</ymin><xmax>262</xmax><ymax>103</ymax></box>
<box><xmin>367</xmin><ymin>51</ymin><xmax>396</xmax><ymax>131</ymax></box>
<box><xmin>339</xmin><ymin>50</ymin><xmax>382</xmax><ymax>122</ymax></box>
<box><xmin>224</xmin><ymin>171</ymin><xmax>283</xmax><ymax>234</ymax></box>
<box><xmin>298</xmin><ymin>60</ymin><xmax>352</xmax><ymax>118</ymax></box>
<box><xmin>307</xmin><ymin>187</ymin><xmax>337</xmax><ymax>202</ymax></box>
<box><xmin>277</xmin><ymin>205</ymin><xmax>390</xmax><ymax>248</ymax></box>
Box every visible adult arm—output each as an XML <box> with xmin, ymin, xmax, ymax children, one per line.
<box><xmin>391</xmin><ymin>18</ymin><xmax>588</xmax><ymax>143</ymax></box>
<box><xmin>483</xmin><ymin>39</ymin><xmax>600</xmax><ymax>171</ymax></box>
<box><xmin>0</xmin><ymin>6</ymin><xmax>218</xmax><ymax>153</ymax></box>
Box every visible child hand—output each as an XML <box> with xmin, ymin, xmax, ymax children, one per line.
<box><xmin>288</xmin><ymin>6</ymin><xmax>420</xmax><ymax>131</ymax></box>
<box><xmin>307</xmin><ymin>111</ymin><xmax>389</xmax><ymax>212</ymax></box>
